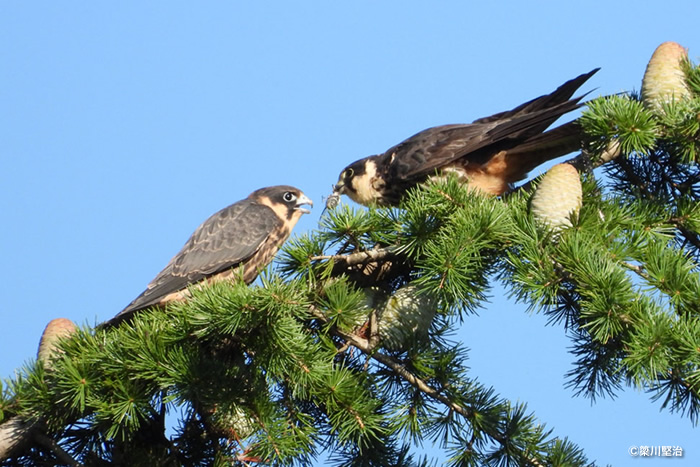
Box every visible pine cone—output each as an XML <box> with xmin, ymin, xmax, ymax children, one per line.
<box><xmin>376</xmin><ymin>284</ymin><xmax>436</xmax><ymax>351</ymax></box>
<box><xmin>530</xmin><ymin>164</ymin><xmax>582</xmax><ymax>233</ymax></box>
<box><xmin>37</xmin><ymin>318</ymin><xmax>77</xmax><ymax>369</ymax></box>
<box><xmin>641</xmin><ymin>41</ymin><xmax>691</xmax><ymax>113</ymax></box>
<box><xmin>209</xmin><ymin>405</ymin><xmax>258</xmax><ymax>440</ymax></box>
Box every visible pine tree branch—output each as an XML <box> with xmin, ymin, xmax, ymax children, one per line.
<box><xmin>32</xmin><ymin>430</ymin><xmax>83</xmax><ymax>467</ymax></box>
<box><xmin>308</xmin><ymin>306</ymin><xmax>472</xmax><ymax>417</ymax></box>
<box><xmin>675</xmin><ymin>224</ymin><xmax>700</xmax><ymax>251</ymax></box>
<box><xmin>308</xmin><ymin>305</ymin><xmax>548</xmax><ymax>465</ymax></box>
<box><xmin>309</xmin><ymin>246</ymin><xmax>399</xmax><ymax>267</ymax></box>
<box><xmin>0</xmin><ymin>420</ymin><xmax>82</xmax><ymax>467</ymax></box>
<box><xmin>0</xmin><ymin>417</ymin><xmax>35</xmax><ymax>460</ymax></box>
<box><xmin>620</xmin><ymin>261</ymin><xmax>650</xmax><ymax>280</ymax></box>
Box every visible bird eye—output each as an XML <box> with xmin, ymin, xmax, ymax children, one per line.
<box><xmin>344</xmin><ymin>168</ymin><xmax>354</xmax><ymax>179</ymax></box>
<box><xmin>283</xmin><ymin>192</ymin><xmax>297</xmax><ymax>202</ymax></box>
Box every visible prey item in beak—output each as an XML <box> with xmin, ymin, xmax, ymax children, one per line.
<box><xmin>326</xmin><ymin>179</ymin><xmax>345</xmax><ymax>210</ymax></box>
<box><xmin>325</xmin><ymin>190</ymin><xmax>342</xmax><ymax>210</ymax></box>
<box><xmin>295</xmin><ymin>193</ymin><xmax>313</xmax><ymax>214</ymax></box>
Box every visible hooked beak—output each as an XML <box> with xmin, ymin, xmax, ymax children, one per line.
<box><xmin>295</xmin><ymin>193</ymin><xmax>313</xmax><ymax>214</ymax></box>
<box><xmin>332</xmin><ymin>180</ymin><xmax>345</xmax><ymax>194</ymax></box>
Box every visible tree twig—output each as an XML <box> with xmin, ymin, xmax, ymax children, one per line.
<box><xmin>309</xmin><ymin>246</ymin><xmax>399</xmax><ymax>267</ymax></box>
<box><xmin>620</xmin><ymin>261</ymin><xmax>649</xmax><ymax>280</ymax></box>
<box><xmin>32</xmin><ymin>430</ymin><xmax>83</xmax><ymax>467</ymax></box>
<box><xmin>675</xmin><ymin>224</ymin><xmax>700</xmax><ymax>251</ymax></box>
<box><xmin>308</xmin><ymin>306</ymin><xmax>472</xmax><ymax>417</ymax></box>
<box><xmin>308</xmin><ymin>305</ymin><xmax>549</xmax><ymax>465</ymax></box>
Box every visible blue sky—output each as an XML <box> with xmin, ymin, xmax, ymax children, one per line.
<box><xmin>1</xmin><ymin>2</ymin><xmax>698</xmax><ymax>465</ymax></box>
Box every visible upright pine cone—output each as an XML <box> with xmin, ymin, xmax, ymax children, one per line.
<box><xmin>208</xmin><ymin>404</ymin><xmax>258</xmax><ymax>440</ymax></box>
<box><xmin>376</xmin><ymin>284</ymin><xmax>437</xmax><ymax>351</ymax></box>
<box><xmin>530</xmin><ymin>164</ymin><xmax>583</xmax><ymax>233</ymax></box>
<box><xmin>641</xmin><ymin>41</ymin><xmax>691</xmax><ymax>113</ymax></box>
<box><xmin>37</xmin><ymin>318</ymin><xmax>77</xmax><ymax>369</ymax></box>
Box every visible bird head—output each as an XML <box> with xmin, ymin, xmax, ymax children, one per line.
<box><xmin>289</xmin><ymin>191</ymin><xmax>314</xmax><ymax>215</ymax></box>
<box><xmin>332</xmin><ymin>156</ymin><xmax>383</xmax><ymax>207</ymax></box>
<box><xmin>252</xmin><ymin>185</ymin><xmax>313</xmax><ymax>219</ymax></box>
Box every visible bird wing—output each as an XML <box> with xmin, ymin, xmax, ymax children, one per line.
<box><xmin>471</xmin><ymin>69</ymin><xmax>598</xmax><ymax>124</ymax></box>
<box><xmin>383</xmin><ymin>123</ymin><xmax>487</xmax><ymax>180</ymax></box>
<box><xmin>117</xmin><ymin>199</ymin><xmax>282</xmax><ymax>316</ymax></box>
<box><xmin>386</xmin><ymin>69</ymin><xmax>598</xmax><ymax>181</ymax></box>
<box><xmin>387</xmin><ymin>99</ymin><xmax>584</xmax><ymax>181</ymax></box>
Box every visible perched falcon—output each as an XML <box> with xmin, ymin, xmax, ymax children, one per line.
<box><xmin>331</xmin><ymin>69</ymin><xmax>598</xmax><ymax>207</ymax></box>
<box><xmin>105</xmin><ymin>185</ymin><xmax>312</xmax><ymax>326</ymax></box>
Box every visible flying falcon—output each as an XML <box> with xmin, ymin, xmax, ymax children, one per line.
<box><xmin>331</xmin><ymin>69</ymin><xmax>598</xmax><ymax>207</ymax></box>
<box><xmin>104</xmin><ymin>185</ymin><xmax>312</xmax><ymax>327</ymax></box>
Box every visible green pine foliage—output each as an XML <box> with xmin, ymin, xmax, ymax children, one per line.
<box><xmin>2</xmin><ymin>56</ymin><xmax>700</xmax><ymax>466</ymax></box>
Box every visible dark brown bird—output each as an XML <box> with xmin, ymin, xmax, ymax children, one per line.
<box><xmin>331</xmin><ymin>69</ymin><xmax>598</xmax><ymax>207</ymax></box>
<box><xmin>105</xmin><ymin>185</ymin><xmax>312</xmax><ymax>326</ymax></box>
